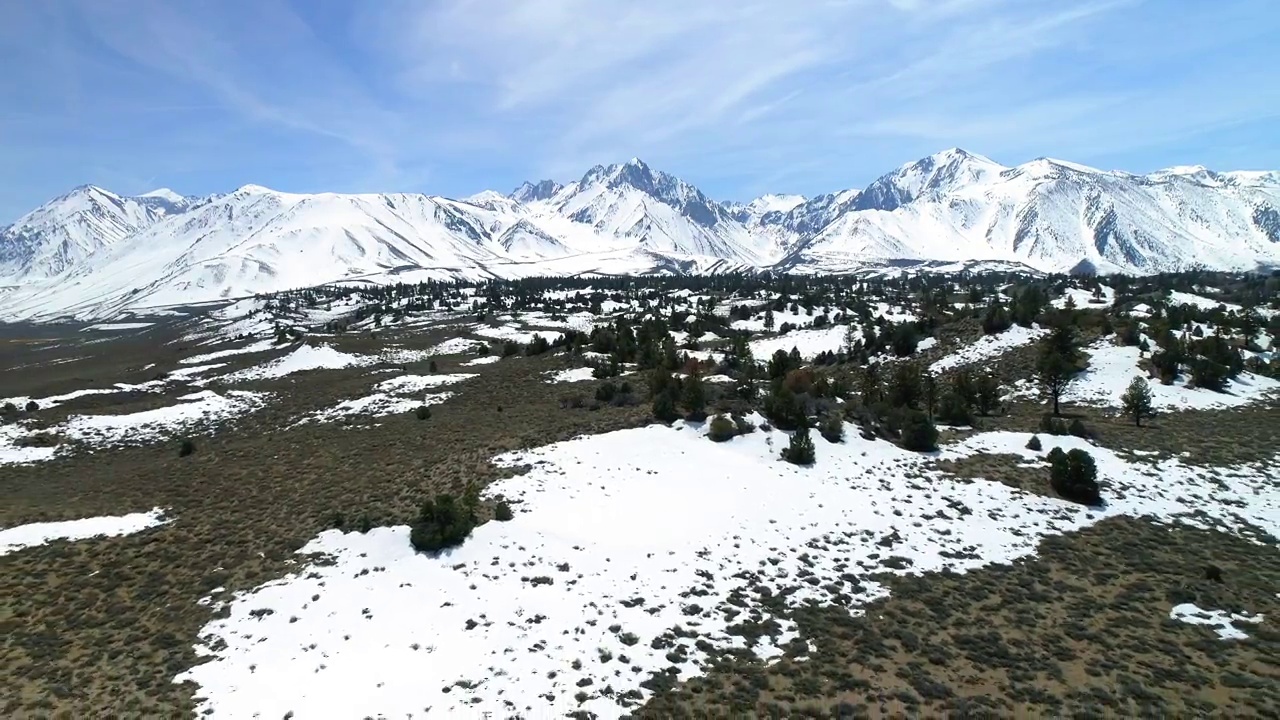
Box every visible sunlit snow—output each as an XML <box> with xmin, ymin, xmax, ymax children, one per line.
<box><xmin>1</xmin><ymin>507</ymin><xmax>169</xmax><ymax>556</ymax></box>
<box><xmin>179</xmin><ymin>422</ymin><xmax>1278</xmax><ymax>717</ymax></box>
<box><xmin>1169</xmin><ymin>603</ymin><xmax>1265</xmax><ymax>640</ymax></box>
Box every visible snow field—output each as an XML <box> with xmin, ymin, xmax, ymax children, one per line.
<box><xmin>179</xmin><ymin>422</ymin><xmax>1278</xmax><ymax>717</ymax></box>
<box><xmin>1065</xmin><ymin>340</ymin><xmax>1280</xmax><ymax>411</ymax></box>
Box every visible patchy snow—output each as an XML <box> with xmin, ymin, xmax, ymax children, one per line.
<box><xmin>179</xmin><ymin>422</ymin><xmax>1278</xmax><ymax>718</ymax></box>
<box><xmin>1</xmin><ymin>508</ymin><xmax>169</xmax><ymax>556</ymax></box>
<box><xmin>1169</xmin><ymin>603</ymin><xmax>1265</xmax><ymax>640</ymax></box>
<box><xmin>297</xmin><ymin>374</ymin><xmax>473</xmax><ymax>425</ymax></box>
<box><xmin>221</xmin><ymin>345</ymin><xmax>376</xmax><ymax>382</ymax></box>
<box><xmin>0</xmin><ymin>424</ymin><xmax>58</xmax><ymax>465</ymax></box>
<box><xmin>300</xmin><ymin>392</ymin><xmax>454</xmax><ymax>425</ymax></box>
<box><xmin>61</xmin><ymin>390</ymin><xmax>270</xmax><ymax>447</ymax></box>
<box><xmin>1065</xmin><ymin>341</ymin><xmax>1280</xmax><ymax>410</ymax></box>
<box><xmin>472</xmin><ymin>323</ymin><xmax>564</xmax><ymax>345</ymax></box>
<box><xmin>544</xmin><ymin>367</ymin><xmax>597</xmax><ymax>384</ymax></box>
<box><xmin>461</xmin><ymin>355</ymin><xmax>502</xmax><ymax>366</ymax></box>
<box><xmin>84</xmin><ymin>322</ymin><xmax>154</xmax><ymax>331</ymax></box>
<box><xmin>931</xmin><ymin>324</ymin><xmax>1048</xmax><ymax>373</ymax></box>
<box><xmin>180</xmin><ymin>339</ymin><xmax>280</xmax><ymax>365</ymax></box>
<box><xmin>916</xmin><ymin>336</ymin><xmax>938</xmax><ymax>352</ymax></box>
<box><xmin>374</xmin><ymin>374</ymin><xmax>476</xmax><ymax>395</ymax></box>
<box><xmin>1052</xmin><ymin>286</ymin><xmax>1114</xmax><ymax>309</ymax></box>
<box><xmin>730</xmin><ymin>309</ymin><xmax>814</xmax><ymax>333</ymax></box>
<box><xmin>426</xmin><ymin>337</ymin><xmax>485</xmax><ymax>356</ymax></box>
<box><xmin>1167</xmin><ymin>291</ymin><xmax>1239</xmax><ymax>312</ymax></box>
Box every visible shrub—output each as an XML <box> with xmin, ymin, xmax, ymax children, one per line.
<box><xmin>409</xmin><ymin>493</ymin><xmax>476</xmax><ymax>553</ymax></box>
<box><xmin>1026</xmin><ymin>435</ymin><xmax>1042</xmax><ymax>451</ymax></box>
<box><xmin>733</xmin><ymin>414</ymin><xmax>756</xmax><ymax>436</ymax></box>
<box><xmin>900</xmin><ymin>411</ymin><xmax>938</xmax><ymax>452</ymax></box>
<box><xmin>708</xmin><ymin>415</ymin><xmax>738</xmax><ymax>443</ymax></box>
<box><xmin>681</xmin><ymin>374</ymin><xmax>708</xmax><ymax>421</ymax></box>
<box><xmin>1068</xmin><ymin>418</ymin><xmax>1089</xmax><ymax>438</ymax></box>
<box><xmin>415</xmin><ymin>405</ymin><xmax>431</xmax><ymax>421</ymax></box>
<box><xmin>819</xmin><ymin>415</ymin><xmax>845</xmax><ymax>443</ymax></box>
<box><xmin>936</xmin><ymin>392</ymin><xmax>974</xmax><ymax>427</ymax></box>
<box><xmin>1048</xmin><ymin>447</ymin><xmax>1101</xmax><ymax>505</ymax></box>
<box><xmin>781</xmin><ymin>426</ymin><xmax>816</xmax><ymax>465</ymax></box>
<box><xmin>428</xmin><ymin>360</ymin><xmax>438</xmax><ymax>373</ymax></box>
<box><xmin>178</xmin><ymin>438</ymin><xmax>195</xmax><ymax>457</ymax></box>
<box><xmin>24</xmin><ymin>400</ymin><xmax>39</xmax><ymax>413</ymax></box>
<box><xmin>595</xmin><ymin>381</ymin><xmax>618</xmax><ymax>403</ymax></box>
<box><xmin>762</xmin><ymin>385</ymin><xmax>806</xmax><ymax>431</ymax></box>
<box><xmin>1</xmin><ymin>402</ymin><xmax>16</xmax><ymax>416</ymax></box>
<box><xmin>973</xmin><ymin>373</ymin><xmax>1001</xmax><ymax>416</ymax></box>
<box><xmin>1038</xmin><ymin>414</ymin><xmax>1068</xmax><ymax>436</ymax></box>
<box><xmin>494</xmin><ymin>500</ymin><xmax>514</xmax><ymax>522</ymax></box>
<box><xmin>501</xmin><ymin>340</ymin><xmax>521</xmax><ymax>357</ymax></box>
<box><xmin>652</xmin><ymin>391</ymin><xmax>679</xmax><ymax>423</ymax></box>
<box><xmin>526</xmin><ymin>334</ymin><xmax>550</xmax><ymax>356</ymax></box>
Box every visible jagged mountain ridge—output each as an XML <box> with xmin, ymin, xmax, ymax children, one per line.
<box><xmin>2</xmin><ymin>149</ymin><xmax>1278</xmax><ymax>320</ymax></box>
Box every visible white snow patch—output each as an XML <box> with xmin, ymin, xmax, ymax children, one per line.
<box><xmin>61</xmin><ymin>390</ymin><xmax>269</xmax><ymax>447</ymax></box>
<box><xmin>84</xmin><ymin>322</ymin><xmax>154</xmax><ymax>331</ymax></box>
<box><xmin>180</xmin><ymin>339</ymin><xmax>279</xmax><ymax>365</ymax></box>
<box><xmin>1</xmin><ymin>508</ymin><xmax>169</xmax><ymax>556</ymax></box>
<box><xmin>374</xmin><ymin>374</ymin><xmax>476</xmax><ymax>395</ymax></box>
<box><xmin>426</xmin><ymin>337</ymin><xmax>484</xmax><ymax>356</ymax></box>
<box><xmin>1169</xmin><ymin>603</ymin><xmax>1265</xmax><ymax>640</ymax></box>
<box><xmin>750</xmin><ymin>325</ymin><xmax>849</xmax><ymax>360</ymax></box>
<box><xmin>1052</xmin><ymin>286</ymin><xmax>1114</xmax><ymax>309</ymax></box>
<box><xmin>179</xmin><ymin>423</ymin><xmax>1279</xmax><ymax>718</ymax></box>
<box><xmin>222</xmin><ymin>345</ymin><xmax>376</xmax><ymax>382</ymax></box>
<box><xmin>544</xmin><ymin>367</ymin><xmax>597</xmax><ymax>384</ymax></box>
<box><xmin>461</xmin><ymin>355</ymin><xmax>502</xmax><ymax>366</ymax></box>
<box><xmin>0</xmin><ymin>425</ymin><xmax>58</xmax><ymax>465</ymax></box>
<box><xmin>472</xmin><ymin>324</ymin><xmax>564</xmax><ymax>345</ymax></box>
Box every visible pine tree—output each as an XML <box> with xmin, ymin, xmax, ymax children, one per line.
<box><xmin>973</xmin><ymin>373</ymin><xmax>1002</xmax><ymax>416</ymax></box>
<box><xmin>1037</xmin><ymin>325</ymin><xmax>1081</xmax><ymax>416</ymax></box>
<box><xmin>764</xmin><ymin>307</ymin><xmax>775</xmax><ymax>330</ymax></box>
<box><xmin>1120</xmin><ymin>376</ymin><xmax>1154</xmax><ymax>426</ymax></box>
<box><xmin>781</xmin><ymin>425</ymin><xmax>816</xmax><ymax>465</ymax></box>
<box><xmin>652</xmin><ymin>389</ymin><xmax>679</xmax><ymax>423</ymax></box>
<box><xmin>681</xmin><ymin>373</ymin><xmax>707</xmax><ymax>420</ymax></box>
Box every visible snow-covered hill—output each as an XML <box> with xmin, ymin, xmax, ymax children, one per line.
<box><xmin>3</xmin><ymin>149</ymin><xmax>1279</xmax><ymax>320</ymax></box>
<box><xmin>0</xmin><ymin>185</ymin><xmax>200</xmax><ymax>280</ymax></box>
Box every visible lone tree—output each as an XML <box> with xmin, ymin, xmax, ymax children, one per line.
<box><xmin>1120</xmin><ymin>376</ymin><xmax>1155</xmax><ymax>427</ymax></box>
<box><xmin>1037</xmin><ymin>325</ymin><xmax>1082</xmax><ymax>416</ymax></box>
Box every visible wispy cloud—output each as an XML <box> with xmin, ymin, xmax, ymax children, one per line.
<box><xmin>1</xmin><ymin>0</ymin><xmax>1278</xmax><ymax>222</ymax></box>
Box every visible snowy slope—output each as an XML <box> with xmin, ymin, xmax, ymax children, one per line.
<box><xmin>3</xmin><ymin>149</ymin><xmax>1279</xmax><ymax>320</ymax></box>
<box><xmin>0</xmin><ymin>185</ymin><xmax>193</xmax><ymax>280</ymax></box>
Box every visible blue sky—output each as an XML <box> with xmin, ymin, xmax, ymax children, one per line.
<box><xmin>2</xmin><ymin>0</ymin><xmax>1278</xmax><ymax>222</ymax></box>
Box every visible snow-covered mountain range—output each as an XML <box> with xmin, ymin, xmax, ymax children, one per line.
<box><xmin>2</xmin><ymin>149</ymin><xmax>1278</xmax><ymax>321</ymax></box>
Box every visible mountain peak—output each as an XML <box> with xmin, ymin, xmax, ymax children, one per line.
<box><xmin>138</xmin><ymin>188</ymin><xmax>186</xmax><ymax>203</ymax></box>
<box><xmin>511</xmin><ymin>179</ymin><xmax>564</xmax><ymax>203</ymax></box>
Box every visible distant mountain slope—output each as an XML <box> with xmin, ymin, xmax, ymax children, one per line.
<box><xmin>2</xmin><ymin>149</ymin><xmax>1278</xmax><ymax>320</ymax></box>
